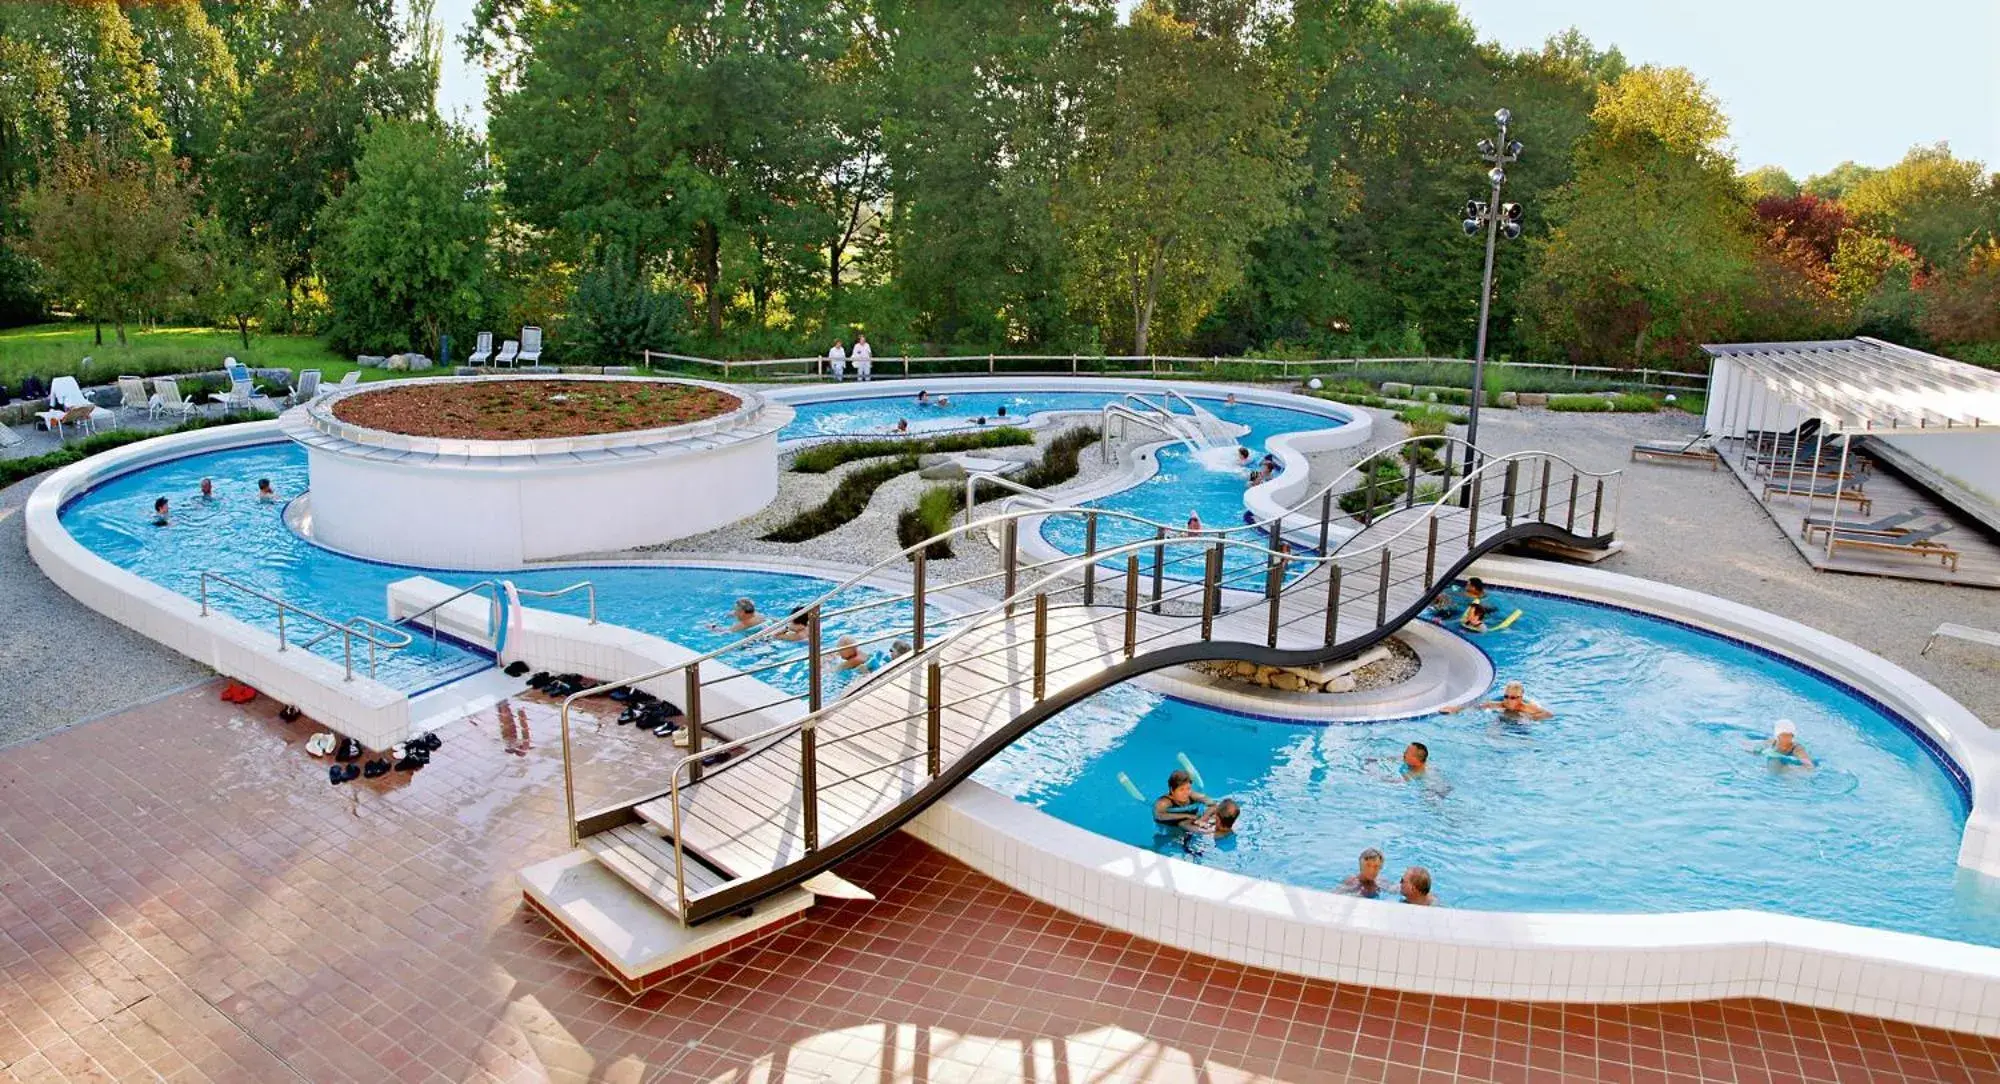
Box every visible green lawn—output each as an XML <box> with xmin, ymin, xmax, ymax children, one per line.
<box><xmin>0</xmin><ymin>322</ymin><xmax>397</xmax><ymax>389</ymax></box>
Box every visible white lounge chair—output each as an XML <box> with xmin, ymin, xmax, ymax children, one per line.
<box><xmin>210</xmin><ymin>375</ymin><xmax>256</xmax><ymax>414</ymax></box>
<box><xmin>39</xmin><ymin>376</ymin><xmax>112</xmax><ymax>434</ymax></box>
<box><xmin>117</xmin><ymin>376</ymin><xmax>151</xmax><ymax>419</ymax></box>
<box><xmin>467</xmin><ymin>331</ymin><xmax>494</xmax><ymax>366</ymax></box>
<box><xmin>288</xmin><ymin>369</ymin><xmax>322</xmax><ymax>405</ymax></box>
<box><xmin>332</xmin><ymin>371</ymin><xmax>362</xmax><ymax>391</ymax></box>
<box><xmin>495</xmin><ymin>339</ymin><xmax>520</xmax><ymax>367</ymax></box>
<box><xmin>518</xmin><ymin>326</ymin><xmax>543</xmax><ymax>367</ymax></box>
<box><xmin>151</xmin><ymin>378</ymin><xmax>200</xmax><ymax>419</ymax></box>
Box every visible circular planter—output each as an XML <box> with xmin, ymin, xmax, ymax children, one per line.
<box><xmin>280</xmin><ymin>374</ymin><xmax>791</xmax><ymax>570</ymax></box>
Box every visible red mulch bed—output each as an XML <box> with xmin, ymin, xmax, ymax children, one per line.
<box><xmin>329</xmin><ymin>379</ymin><xmax>741</xmax><ymax>441</ymax></box>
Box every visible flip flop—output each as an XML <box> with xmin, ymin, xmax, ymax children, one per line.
<box><xmin>306</xmin><ymin>733</ymin><xmax>335</xmax><ymax>757</ymax></box>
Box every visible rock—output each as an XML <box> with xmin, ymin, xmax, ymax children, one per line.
<box><xmin>406</xmin><ymin>354</ymin><xmax>434</xmax><ymax>371</ymax></box>
<box><xmin>1381</xmin><ymin>381</ymin><xmax>1414</xmax><ymax>398</ymax></box>
<box><xmin>358</xmin><ymin>355</ymin><xmax>387</xmax><ymax>367</ymax></box>
<box><xmin>1497</xmin><ymin>391</ymin><xmax>1519</xmax><ymax>408</ymax></box>
<box><xmin>1269</xmin><ymin>672</ymin><xmax>1305</xmax><ymax>692</ymax></box>
<box><xmin>1233</xmin><ymin>661</ymin><xmax>1257</xmax><ymax>678</ymax></box>
<box><xmin>454</xmin><ymin>366</ymin><xmax>480</xmax><ymax>376</ymax></box>
<box><xmin>1325</xmin><ymin>674</ymin><xmax>1357</xmax><ymax>693</ymax></box>
<box><xmin>384</xmin><ymin>354</ymin><xmax>409</xmax><ymax>371</ymax></box>
<box><xmin>918</xmin><ymin>455</ymin><xmax>1025</xmax><ymax>481</ymax></box>
<box><xmin>1516</xmin><ymin>392</ymin><xmax>1548</xmax><ymax>407</ymax></box>
<box><xmin>1599</xmin><ymin>390</ymin><xmax>1622</xmax><ymax>400</ymax></box>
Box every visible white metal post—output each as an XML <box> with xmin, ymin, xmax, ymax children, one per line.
<box><xmin>1825</xmin><ymin>433</ymin><xmax>1852</xmax><ymax>560</ymax></box>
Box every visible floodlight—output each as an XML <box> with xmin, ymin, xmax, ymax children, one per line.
<box><xmin>1488</xmin><ymin>167</ymin><xmax>1505</xmax><ymax>185</ymax></box>
<box><xmin>1477</xmin><ymin>139</ymin><xmax>1496</xmax><ymax>156</ymax></box>
<box><xmin>1501</xmin><ymin>202</ymin><xmax>1523</xmax><ymax>222</ymax></box>
<box><xmin>1500</xmin><ymin>221</ymin><xmax>1523</xmax><ymax>240</ymax></box>
<box><xmin>1495</xmin><ymin>108</ymin><xmax>1511</xmax><ymax>125</ymax></box>
<box><xmin>1462</xmin><ymin>219</ymin><xmax>1482</xmax><ymax>236</ymax></box>
<box><xmin>1463</xmin><ymin>199</ymin><xmax>1484</xmax><ymax>220</ymax></box>
<box><xmin>1507</xmin><ymin>140</ymin><xmax>1524</xmax><ymax>159</ymax></box>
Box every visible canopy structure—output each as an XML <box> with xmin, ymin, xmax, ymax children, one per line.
<box><xmin>1702</xmin><ymin>337</ymin><xmax>2000</xmax><ymax>435</ymax></box>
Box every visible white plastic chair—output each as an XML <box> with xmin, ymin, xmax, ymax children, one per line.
<box><xmin>467</xmin><ymin>331</ymin><xmax>494</xmax><ymax>366</ymax></box>
<box><xmin>117</xmin><ymin>376</ymin><xmax>151</xmax><ymax>418</ymax></box>
<box><xmin>495</xmin><ymin>340</ymin><xmax>520</xmax><ymax>367</ymax></box>
<box><xmin>151</xmin><ymin>378</ymin><xmax>199</xmax><ymax>420</ymax></box>
<box><xmin>518</xmin><ymin>327</ymin><xmax>543</xmax><ymax>366</ymax></box>
<box><xmin>210</xmin><ymin>377</ymin><xmax>255</xmax><ymax>414</ymax></box>
<box><xmin>288</xmin><ymin>369</ymin><xmax>321</xmax><ymax>405</ymax></box>
<box><xmin>333</xmin><ymin>371</ymin><xmax>362</xmax><ymax>391</ymax></box>
<box><xmin>39</xmin><ymin>376</ymin><xmax>112</xmax><ymax>433</ymax></box>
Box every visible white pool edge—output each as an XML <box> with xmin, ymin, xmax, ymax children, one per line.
<box><xmin>908</xmin><ymin>555</ymin><xmax>2000</xmax><ymax>1036</ymax></box>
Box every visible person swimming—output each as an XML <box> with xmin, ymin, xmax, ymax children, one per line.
<box><xmin>1185</xmin><ymin>510</ymin><xmax>1204</xmax><ymax>534</ymax></box>
<box><xmin>1399</xmin><ymin>866</ymin><xmax>1438</xmax><ymax>906</ymax></box>
<box><xmin>198</xmin><ymin>477</ymin><xmax>216</xmax><ymax>502</ymax></box>
<box><xmin>774</xmin><ymin>609</ymin><xmax>811</xmax><ymax>642</ymax></box>
<box><xmin>916</xmin><ymin>390</ymin><xmax>929</xmax><ymax>405</ymax></box>
<box><xmin>720</xmin><ymin>597</ymin><xmax>762</xmax><ymax>633</ymax></box>
<box><xmin>256</xmin><ymin>478</ymin><xmax>277</xmax><ymax>502</ymax></box>
<box><xmin>1401</xmin><ymin>741</ymin><xmax>1430</xmax><ymax>778</ymax></box>
<box><xmin>1755</xmin><ymin>718</ymin><xmax>1815</xmax><ymax>767</ymax></box>
<box><xmin>1459</xmin><ymin>602</ymin><xmax>1493</xmax><ymax>633</ymax></box>
<box><xmin>831</xmin><ymin>635</ymin><xmax>873</xmax><ymax>673</ymax></box>
<box><xmin>1152</xmin><ymin>769</ymin><xmax>1211</xmax><ymax>826</ymax></box>
<box><xmin>1189</xmin><ymin>798</ymin><xmax>1240</xmax><ymax>837</ymax></box>
<box><xmin>1428</xmin><ymin>579</ymin><xmax>1470</xmax><ymax>619</ymax></box>
<box><xmin>894</xmin><ymin>418</ymin><xmax>909</xmax><ymax>433</ymax></box>
<box><xmin>1441</xmin><ymin>680</ymin><xmax>1553</xmax><ymax>721</ymax></box>
<box><xmin>151</xmin><ymin>496</ymin><xmax>171</xmax><ymax>527</ymax></box>
<box><xmin>1338</xmin><ymin>848</ymin><xmax>1386</xmax><ymax>898</ymax></box>
<box><xmin>996</xmin><ymin>405</ymin><xmax>1007</xmax><ymax>418</ymax></box>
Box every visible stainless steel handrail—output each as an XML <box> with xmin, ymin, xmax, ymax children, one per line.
<box><xmin>197</xmin><ymin>571</ymin><xmax>414</xmax><ymax>681</ymax></box>
<box><xmin>397</xmin><ymin>580</ymin><xmax>502</xmax><ymax>655</ymax></box>
<box><xmin>515</xmin><ymin>581</ymin><xmax>598</xmax><ymax>625</ymax></box>
<box><xmin>963</xmin><ymin>469</ymin><xmax>1056</xmax><ymax>529</ymax></box>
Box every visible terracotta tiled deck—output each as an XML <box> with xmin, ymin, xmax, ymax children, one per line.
<box><xmin>2</xmin><ymin>683</ymin><xmax>1997</xmax><ymax>1083</ymax></box>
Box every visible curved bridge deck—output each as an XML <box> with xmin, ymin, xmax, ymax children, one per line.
<box><xmin>562</xmin><ymin>447</ymin><xmax>1617</xmax><ymax>925</ymax></box>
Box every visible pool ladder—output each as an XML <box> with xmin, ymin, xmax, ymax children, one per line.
<box><xmin>197</xmin><ymin>571</ymin><xmax>413</xmax><ymax>681</ymax></box>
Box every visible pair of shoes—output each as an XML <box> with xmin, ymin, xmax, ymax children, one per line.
<box><xmin>393</xmin><ymin>748</ymin><xmax>430</xmax><ymax>772</ymax></box>
<box><xmin>503</xmin><ymin>660</ymin><xmax>530</xmax><ymax>677</ymax></box>
<box><xmin>652</xmin><ymin>720</ymin><xmax>682</xmax><ymax>738</ymax></box>
<box><xmin>305</xmin><ymin>732</ymin><xmax>337</xmax><ymax>757</ymax></box>
<box><xmin>328</xmin><ymin>762</ymin><xmax>360</xmax><ymax>784</ymax></box>
<box><xmin>333</xmin><ymin>738</ymin><xmax>363</xmax><ymax>762</ymax></box>
<box><xmin>278</xmin><ymin>705</ymin><xmax>302</xmax><ymax>722</ymax></box>
<box><xmin>526</xmin><ymin>671</ymin><xmax>553</xmax><ymax>689</ymax></box>
<box><xmin>362</xmin><ymin>758</ymin><xmax>390</xmax><ymax>779</ymax></box>
<box><xmin>220</xmin><ymin>681</ymin><xmax>257</xmax><ymax>704</ymax></box>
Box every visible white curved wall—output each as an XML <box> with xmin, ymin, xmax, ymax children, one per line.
<box><xmin>305</xmin><ymin>430</ymin><xmax>779</xmax><ymax>570</ymax></box>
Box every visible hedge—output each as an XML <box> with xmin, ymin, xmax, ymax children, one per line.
<box><xmin>894</xmin><ymin>426</ymin><xmax>1100</xmax><ymax>558</ymax></box>
<box><xmin>789</xmin><ymin>426</ymin><xmax>1033</xmax><ymax>473</ymax></box>
<box><xmin>0</xmin><ymin>412</ymin><xmax>275</xmax><ymax>490</ymax></box>
<box><xmin>759</xmin><ymin>455</ymin><xmax>921</xmax><ymax>542</ymax></box>
<box><xmin>1546</xmin><ymin>393</ymin><xmax>1659</xmax><ymax>413</ymax></box>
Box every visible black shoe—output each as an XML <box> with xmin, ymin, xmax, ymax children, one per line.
<box><xmin>628</xmin><ymin>690</ymin><xmax>659</xmax><ymax>707</ymax></box>
<box><xmin>504</xmin><ymin>661</ymin><xmax>530</xmax><ymax>677</ymax></box>
<box><xmin>394</xmin><ymin>754</ymin><xmax>424</xmax><ymax>772</ymax></box>
<box><xmin>278</xmin><ymin>705</ymin><xmax>301</xmax><ymax>722</ymax></box>
<box><xmin>362</xmin><ymin>758</ymin><xmax>389</xmax><ymax>779</ymax></box>
<box><xmin>335</xmin><ymin>738</ymin><xmax>362</xmax><ymax>762</ymax></box>
<box><xmin>607</xmin><ymin>687</ymin><xmax>631</xmax><ymax>702</ymax></box>
<box><xmin>343</xmin><ymin>762</ymin><xmax>362</xmax><ymax>782</ymax></box>
<box><xmin>527</xmin><ymin>671</ymin><xmax>552</xmax><ymax>689</ymax></box>
<box><xmin>416</xmin><ymin>732</ymin><xmax>441</xmax><ymax>752</ymax></box>
<box><xmin>651</xmin><ymin>721</ymin><xmax>681</xmax><ymax>738</ymax></box>
<box><xmin>616</xmin><ymin>706</ymin><xmax>638</xmax><ymax>725</ymax></box>
<box><xmin>329</xmin><ymin>764</ymin><xmax>347</xmax><ymax>785</ymax></box>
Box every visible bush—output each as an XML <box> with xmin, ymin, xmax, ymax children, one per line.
<box><xmin>564</xmin><ymin>245</ymin><xmax>688</xmax><ymax>365</ymax></box>
<box><xmin>891</xmin><ymin>426</ymin><xmax>1101</xmax><ymax>560</ymax></box>
<box><xmin>759</xmin><ymin>455</ymin><xmax>920</xmax><ymax>543</ymax></box>
<box><xmin>789</xmin><ymin>427</ymin><xmax>1033</xmax><ymax>474</ymax></box>
<box><xmin>896</xmin><ymin>484</ymin><xmax>962</xmax><ymax>558</ymax></box>
<box><xmin>0</xmin><ymin>413</ymin><xmax>274</xmax><ymax>489</ymax></box>
<box><xmin>1005</xmin><ymin>426</ymin><xmax>1098</xmax><ymax>492</ymax></box>
<box><xmin>1546</xmin><ymin>393</ymin><xmax>1659</xmax><ymax>413</ymax></box>
<box><xmin>1394</xmin><ymin>404</ymin><xmax>1464</xmax><ymax>435</ymax></box>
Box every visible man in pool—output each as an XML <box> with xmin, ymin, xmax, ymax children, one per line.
<box><xmin>774</xmin><ymin>609</ymin><xmax>812</xmax><ymax>642</ymax></box>
<box><xmin>1152</xmin><ymin>769</ymin><xmax>1212</xmax><ymax>826</ymax></box>
<box><xmin>1338</xmin><ymin>848</ymin><xmax>1385</xmax><ymax>898</ymax></box>
<box><xmin>256</xmin><ymin>478</ymin><xmax>277</xmax><ymax>502</ymax></box>
<box><xmin>151</xmin><ymin>497</ymin><xmax>171</xmax><ymax>527</ymax></box>
<box><xmin>198</xmin><ymin>477</ymin><xmax>216</xmax><ymax>501</ymax></box>
<box><xmin>1401</xmin><ymin>741</ymin><xmax>1430</xmax><ymax>778</ymax></box>
<box><xmin>1189</xmin><ymin>798</ymin><xmax>1240</xmax><ymax>837</ymax></box>
<box><xmin>1756</xmin><ymin>718</ymin><xmax>1815</xmax><ymax>767</ymax></box>
<box><xmin>831</xmin><ymin>635</ymin><xmax>873</xmax><ymax>673</ymax></box>
<box><xmin>1428</xmin><ymin>579</ymin><xmax>1470</xmax><ymax>619</ymax></box>
<box><xmin>1399</xmin><ymin>866</ymin><xmax>1438</xmax><ymax>906</ymax></box>
<box><xmin>719</xmin><ymin>598</ymin><xmax>762</xmax><ymax>632</ymax></box>
<box><xmin>916</xmin><ymin>390</ymin><xmax>929</xmax><ymax>405</ymax></box>
<box><xmin>1441</xmin><ymin>680</ymin><xmax>1553</xmax><ymax>720</ymax></box>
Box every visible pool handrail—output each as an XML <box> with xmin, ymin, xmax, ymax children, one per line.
<box><xmin>197</xmin><ymin>570</ymin><xmax>414</xmax><ymax>681</ymax></box>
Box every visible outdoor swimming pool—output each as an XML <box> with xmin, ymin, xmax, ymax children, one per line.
<box><xmin>785</xmin><ymin>387</ymin><xmax>1355</xmax><ymax>579</ymax></box>
<box><xmin>58</xmin><ymin>442</ymin><xmax>917</xmax><ymax>694</ymax></box>
<box><xmin>975</xmin><ymin>592</ymin><xmax>2000</xmax><ymax>946</ymax></box>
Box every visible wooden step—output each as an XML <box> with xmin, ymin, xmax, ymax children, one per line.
<box><xmin>581</xmin><ymin>823</ymin><xmax>731</xmax><ymax>919</ymax></box>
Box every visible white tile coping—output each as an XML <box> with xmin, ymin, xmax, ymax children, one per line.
<box><xmin>766</xmin><ymin>375</ymin><xmax>1373</xmax><ymax>533</ymax></box>
<box><xmin>290</xmin><ymin>372</ymin><xmax>787</xmax><ymax>465</ymax></box>
<box><xmin>905</xmin><ymin>556</ymin><xmax>2000</xmax><ymax>1035</ymax></box>
<box><xmin>23</xmin><ymin>420</ymin><xmax>416</xmax><ymax>749</ymax></box>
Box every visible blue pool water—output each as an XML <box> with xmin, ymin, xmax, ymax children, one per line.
<box><xmin>784</xmin><ymin>388</ymin><xmax>1352</xmax><ymax>581</ymax></box>
<box><xmin>976</xmin><ymin>593</ymin><xmax>2000</xmax><ymax>945</ymax></box>
<box><xmin>59</xmin><ymin>443</ymin><xmax>918</xmax><ymax>694</ymax></box>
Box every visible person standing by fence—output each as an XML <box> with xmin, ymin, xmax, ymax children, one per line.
<box><xmin>852</xmin><ymin>333</ymin><xmax>873</xmax><ymax>382</ymax></box>
<box><xmin>827</xmin><ymin>339</ymin><xmax>848</xmax><ymax>381</ymax></box>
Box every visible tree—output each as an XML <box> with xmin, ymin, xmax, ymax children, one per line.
<box><xmin>0</xmin><ymin>1</ymin><xmax>168</xmax><ymax>160</ymax></box>
<box><xmin>318</xmin><ymin>121</ymin><xmax>491</xmax><ymax>354</ymax></box>
<box><xmin>210</xmin><ymin>0</ymin><xmax>431</xmax><ymax>324</ymax></box>
<box><xmin>1842</xmin><ymin>143</ymin><xmax>1997</xmax><ymax>270</ymax></box>
<box><xmin>189</xmin><ymin>216</ymin><xmax>282</xmax><ymax>348</ymax></box>
<box><xmin>564</xmin><ymin>246</ymin><xmax>687</xmax><ymax>363</ymax></box>
<box><xmin>1803</xmin><ymin>160</ymin><xmax>1878</xmax><ymax>201</ymax></box>
<box><xmin>128</xmin><ymin>0</ymin><xmax>239</xmax><ymax>179</ymax></box>
<box><xmin>1919</xmin><ymin>242</ymin><xmax>2000</xmax><ymax>350</ymax></box>
<box><xmin>1742</xmin><ymin>165</ymin><xmax>1799</xmax><ymax>202</ymax></box>
<box><xmin>1828</xmin><ymin>228</ymin><xmax>1924</xmax><ymax>341</ymax></box>
<box><xmin>1518</xmin><ymin>66</ymin><xmax>1755</xmax><ymax>365</ymax></box>
<box><xmin>23</xmin><ymin>139</ymin><xmax>193</xmax><ymax>345</ymax></box>
<box><xmin>1059</xmin><ymin>3</ymin><xmax>1302</xmax><ymax>354</ymax></box>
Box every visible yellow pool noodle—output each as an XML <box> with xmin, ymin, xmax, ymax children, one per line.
<box><xmin>1489</xmin><ymin>609</ymin><xmax>1523</xmax><ymax>632</ymax></box>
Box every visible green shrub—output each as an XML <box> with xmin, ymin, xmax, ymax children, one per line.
<box><xmin>1005</xmin><ymin>426</ymin><xmax>1097</xmax><ymax>492</ymax></box>
<box><xmin>896</xmin><ymin>484</ymin><xmax>962</xmax><ymax>558</ymax></box>
<box><xmin>1546</xmin><ymin>393</ymin><xmax>1658</xmax><ymax>413</ymax></box>
<box><xmin>890</xmin><ymin>426</ymin><xmax>1100</xmax><ymax>560</ymax></box>
<box><xmin>1666</xmin><ymin>392</ymin><xmax>1705</xmax><ymax>416</ymax></box>
<box><xmin>760</xmin><ymin>455</ymin><xmax>920</xmax><ymax>542</ymax></box>
<box><xmin>0</xmin><ymin>413</ymin><xmax>275</xmax><ymax>489</ymax></box>
<box><xmin>1394</xmin><ymin>404</ymin><xmax>1464</xmax><ymax>435</ymax></box>
<box><xmin>790</xmin><ymin>426</ymin><xmax>1033</xmax><ymax>474</ymax></box>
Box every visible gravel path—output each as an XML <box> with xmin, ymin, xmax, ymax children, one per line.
<box><xmin>0</xmin><ymin>473</ymin><xmax>213</xmax><ymax>748</ymax></box>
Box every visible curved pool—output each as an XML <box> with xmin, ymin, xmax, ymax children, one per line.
<box><xmin>57</xmin><ymin>442</ymin><xmax>917</xmax><ymax>694</ymax></box>
<box><xmin>975</xmin><ymin>592</ymin><xmax>2000</xmax><ymax>946</ymax></box>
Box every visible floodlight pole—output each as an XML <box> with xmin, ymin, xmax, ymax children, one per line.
<box><xmin>1461</xmin><ymin>109</ymin><xmax>1521</xmax><ymax>482</ymax></box>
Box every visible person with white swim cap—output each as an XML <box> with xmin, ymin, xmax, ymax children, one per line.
<box><xmin>1757</xmin><ymin>718</ymin><xmax>1814</xmax><ymax>767</ymax></box>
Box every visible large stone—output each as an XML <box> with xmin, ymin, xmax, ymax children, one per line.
<box><xmin>1497</xmin><ymin>391</ymin><xmax>1519</xmax><ymax>408</ymax></box>
<box><xmin>1516</xmin><ymin>392</ymin><xmax>1548</xmax><ymax>407</ymax></box>
<box><xmin>917</xmin><ymin>455</ymin><xmax>1024</xmax><ymax>481</ymax></box>
<box><xmin>357</xmin><ymin>355</ymin><xmax>388</xmax><ymax>367</ymax></box>
<box><xmin>1381</xmin><ymin>381</ymin><xmax>1414</xmax><ymax>398</ymax></box>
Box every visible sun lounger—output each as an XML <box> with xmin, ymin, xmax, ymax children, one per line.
<box><xmin>38</xmin><ymin>376</ymin><xmax>112</xmax><ymax>435</ymax></box>
<box><xmin>1630</xmin><ymin>434</ymin><xmax>1719</xmax><ymax>468</ymax></box>
<box><xmin>288</xmin><ymin>369</ymin><xmax>322</xmax><ymax>405</ymax></box>
<box><xmin>519</xmin><ymin>326</ymin><xmax>543</xmax><ymax>366</ymax></box>
<box><xmin>1745</xmin><ymin>416</ymin><xmax>1820</xmax><ymax>455</ymax></box>
<box><xmin>332</xmin><ymin>371</ymin><xmax>362</xmax><ymax>391</ymax></box>
<box><xmin>117</xmin><ymin>376</ymin><xmax>151</xmax><ymax>418</ymax></box>
<box><xmin>1762</xmin><ymin>478</ymin><xmax>1870</xmax><ymax>514</ymax></box>
<box><xmin>467</xmin><ymin>331</ymin><xmax>494</xmax><ymax>366</ymax></box>
<box><xmin>495</xmin><ymin>339</ymin><xmax>520</xmax><ymax>367</ymax></box>
<box><xmin>151</xmin><ymin>378</ymin><xmax>199</xmax><ymax>419</ymax></box>
<box><xmin>1800</xmin><ymin>509</ymin><xmax>1923</xmax><ymax>542</ymax></box>
<box><xmin>1827</xmin><ymin>523</ymin><xmax>1960</xmax><ymax>572</ymax></box>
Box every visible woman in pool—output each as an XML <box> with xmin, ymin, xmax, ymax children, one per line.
<box><xmin>774</xmin><ymin>609</ymin><xmax>811</xmax><ymax>642</ymax></box>
<box><xmin>1151</xmin><ymin>769</ymin><xmax>1211</xmax><ymax>826</ymax></box>
<box><xmin>916</xmin><ymin>390</ymin><xmax>929</xmax><ymax>405</ymax></box>
<box><xmin>893</xmin><ymin>418</ymin><xmax>909</xmax><ymax>433</ymax></box>
<box><xmin>1185</xmin><ymin>510</ymin><xmax>1204</xmax><ymax>534</ymax></box>
<box><xmin>256</xmin><ymin>478</ymin><xmax>278</xmax><ymax>502</ymax></box>
<box><xmin>831</xmin><ymin>635</ymin><xmax>873</xmax><ymax>673</ymax></box>
<box><xmin>1460</xmin><ymin>602</ymin><xmax>1493</xmax><ymax>633</ymax></box>
<box><xmin>1754</xmin><ymin>718</ymin><xmax>1815</xmax><ymax>767</ymax></box>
